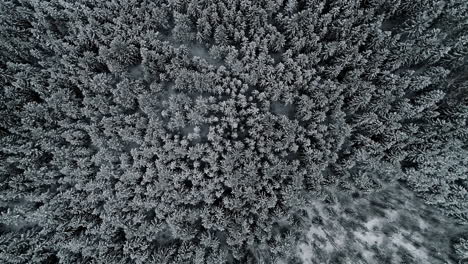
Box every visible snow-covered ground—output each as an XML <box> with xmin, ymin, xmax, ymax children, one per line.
<box><xmin>298</xmin><ymin>184</ymin><xmax>467</xmax><ymax>264</ymax></box>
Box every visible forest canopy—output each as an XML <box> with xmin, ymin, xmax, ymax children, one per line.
<box><xmin>1</xmin><ymin>0</ymin><xmax>467</xmax><ymax>263</ymax></box>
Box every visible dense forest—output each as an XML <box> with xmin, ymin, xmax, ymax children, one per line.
<box><xmin>1</xmin><ymin>0</ymin><xmax>467</xmax><ymax>263</ymax></box>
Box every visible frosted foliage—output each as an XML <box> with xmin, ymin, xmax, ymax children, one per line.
<box><xmin>1</xmin><ymin>0</ymin><xmax>467</xmax><ymax>263</ymax></box>
<box><xmin>298</xmin><ymin>185</ymin><xmax>464</xmax><ymax>264</ymax></box>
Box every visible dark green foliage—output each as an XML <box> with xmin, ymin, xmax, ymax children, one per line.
<box><xmin>1</xmin><ymin>0</ymin><xmax>467</xmax><ymax>263</ymax></box>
